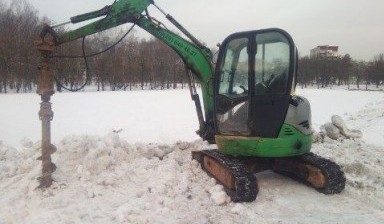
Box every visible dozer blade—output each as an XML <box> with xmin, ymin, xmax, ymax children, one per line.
<box><xmin>272</xmin><ymin>152</ymin><xmax>346</xmax><ymax>194</ymax></box>
<box><xmin>192</xmin><ymin>150</ymin><xmax>258</xmax><ymax>202</ymax></box>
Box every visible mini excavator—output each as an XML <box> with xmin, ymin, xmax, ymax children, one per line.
<box><xmin>36</xmin><ymin>0</ymin><xmax>345</xmax><ymax>201</ymax></box>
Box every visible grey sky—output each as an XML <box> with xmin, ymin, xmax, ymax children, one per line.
<box><xmin>4</xmin><ymin>0</ymin><xmax>384</xmax><ymax>60</ymax></box>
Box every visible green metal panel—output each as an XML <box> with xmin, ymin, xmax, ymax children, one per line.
<box><xmin>110</xmin><ymin>0</ymin><xmax>151</xmax><ymax>16</ymax></box>
<box><xmin>58</xmin><ymin>0</ymin><xmax>152</xmax><ymax>43</ymax></box>
<box><xmin>215</xmin><ymin>124</ymin><xmax>312</xmax><ymax>157</ymax></box>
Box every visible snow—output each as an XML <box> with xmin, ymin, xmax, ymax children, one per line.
<box><xmin>320</xmin><ymin>115</ymin><xmax>362</xmax><ymax>140</ymax></box>
<box><xmin>0</xmin><ymin>88</ymin><xmax>384</xmax><ymax>223</ymax></box>
<box><xmin>0</xmin><ymin>89</ymin><xmax>200</xmax><ymax>148</ymax></box>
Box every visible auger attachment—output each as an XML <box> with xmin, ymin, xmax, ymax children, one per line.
<box><xmin>35</xmin><ymin>38</ymin><xmax>57</xmax><ymax>188</ymax></box>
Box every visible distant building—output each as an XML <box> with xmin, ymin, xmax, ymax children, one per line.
<box><xmin>310</xmin><ymin>45</ymin><xmax>339</xmax><ymax>58</ymax></box>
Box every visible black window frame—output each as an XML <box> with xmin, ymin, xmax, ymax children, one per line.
<box><xmin>214</xmin><ymin>28</ymin><xmax>297</xmax><ymax>136</ymax></box>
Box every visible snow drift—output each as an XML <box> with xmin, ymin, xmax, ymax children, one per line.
<box><xmin>1</xmin><ymin>129</ymin><xmax>383</xmax><ymax>223</ymax></box>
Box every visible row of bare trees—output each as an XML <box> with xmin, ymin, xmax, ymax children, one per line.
<box><xmin>0</xmin><ymin>0</ymin><xmax>43</xmax><ymax>93</ymax></box>
<box><xmin>298</xmin><ymin>54</ymin><xmax>384</xmax><ymax>89</ymax></box>
<box><xmin>54</xmin><ymin>33</ymin><xmax>188</xmax><ymax>92</ymax></box>
<box><xmin>0</xmin><ymin>0</ymin><xmax>189</xmax><ymax>93</ymax></box>
<box><xmin>0</xmin><ymin>0</ymin><xmax>383</xmax><ymax>93</ymax></box>
<box><xmin>90</xmin><ymin>34</ymin><xmax>188</xmax><ymax>91</ymax></box>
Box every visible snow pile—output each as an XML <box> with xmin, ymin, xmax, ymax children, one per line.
<box><xmin>312</xmin><ymin>129</ymin><xmax>384</xmax><ymax>194</ymax></box>
<box><xmin>1</xmin><ymin>129</ymin><xmax>384</xmax><ymax>223</ymax></box>
<box><xmin>0</xmin><ymin>138</ymin><xmax>40</xmax><ymax>183</ymax></box>
<box><xmin>315</xmin><ymin>115</ymin><xmax>362</xmax><ymax>141</ymax></box>
<box><xmin>312</xmin><ymin>116</ymin><xmax>384</xmax><ymax>196</ymax></box>
<box><xmin>0</xmin><ymin>134</ymin><xmax>235</xmax><ymax>223</ymax></box>
<box><xmin>346</xmin><ymin>98</ymin><xmax>384</xmax><ymax>146</ymax></box>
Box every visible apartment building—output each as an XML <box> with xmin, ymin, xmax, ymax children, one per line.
<box><xmin>310</xmin><ymin>45</ymin><xmax>339</xmax><ymax>58</ymax></box>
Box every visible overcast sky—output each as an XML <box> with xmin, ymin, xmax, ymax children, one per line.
<box><xmin>3</xmin><ymin>0</ymin><xmax>384</xmax><ymax>60</ymax></box>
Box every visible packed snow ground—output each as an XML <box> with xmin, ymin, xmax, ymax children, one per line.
<box><xmin>0</xmin><ymin>88</ymin><xmax>383</xmax><ymax>223</ymax></box>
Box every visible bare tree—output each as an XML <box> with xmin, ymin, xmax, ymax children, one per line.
<box><xmin>0</xmin><ymin>0</ymin><xmax>41</xmax><ymax>93</ymax></box>
<box><xmin>368</xmin><ymin>54</ymin><xmax>384</xmax><ymax>88</ymax></box>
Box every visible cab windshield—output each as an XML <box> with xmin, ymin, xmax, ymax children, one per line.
<box><xmin>216</xmin><ymin>31</ymin><xmax>292</xmax><ymax>136</ymax></box>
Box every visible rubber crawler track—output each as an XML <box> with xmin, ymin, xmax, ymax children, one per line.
<box><xmin>273</xmin><ymin>152</ymin><xmax>346</xmax><ymax>194</ymax></box>
<box><xmin>195</xmin><ymin>150</ymin><xmax>258</xmax><ymax>202</ymax></box>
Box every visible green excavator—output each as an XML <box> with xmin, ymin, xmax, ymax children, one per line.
<box><xmin>36</xmin><ymin>0</ymin><xmax>345</xmax><ymax>202</ymax></box>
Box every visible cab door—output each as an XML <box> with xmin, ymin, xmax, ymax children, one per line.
<box><xmin>214</xmin><ymin>29</ymin><xmax>297</xmax><ymax>138</ymax></box>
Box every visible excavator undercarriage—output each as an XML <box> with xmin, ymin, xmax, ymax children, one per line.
<box><xmin>192</xmin><ymin>150</ymin><xmax>345</xmax><ymax>202</ymax></box>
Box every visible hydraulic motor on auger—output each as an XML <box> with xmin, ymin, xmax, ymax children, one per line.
<box><xmin>36</xmin><ymin>0</ymin><xmax>345</xmax><ymax>201</ymax></box>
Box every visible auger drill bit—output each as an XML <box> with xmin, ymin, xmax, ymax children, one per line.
<box><xmin>35</xmin><ymin>38</ymin><xmax>57</xmax><ymax>188</ymax></box>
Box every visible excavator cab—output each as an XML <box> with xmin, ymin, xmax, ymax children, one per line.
<box><xmin>213</xmin><ymin>29</ymin><xmax>303</xmax><ymax>156</ymax></box>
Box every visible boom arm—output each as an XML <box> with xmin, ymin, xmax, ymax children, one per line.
<box><xmin>40</xmin><ymin>0</ymin><xmax>216</xmax><ymax>140</ymax></box>
<box><xmin>135</xmin><ymin>16</ymin><xmax>215</xmax><ymax>140</ymax></box>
